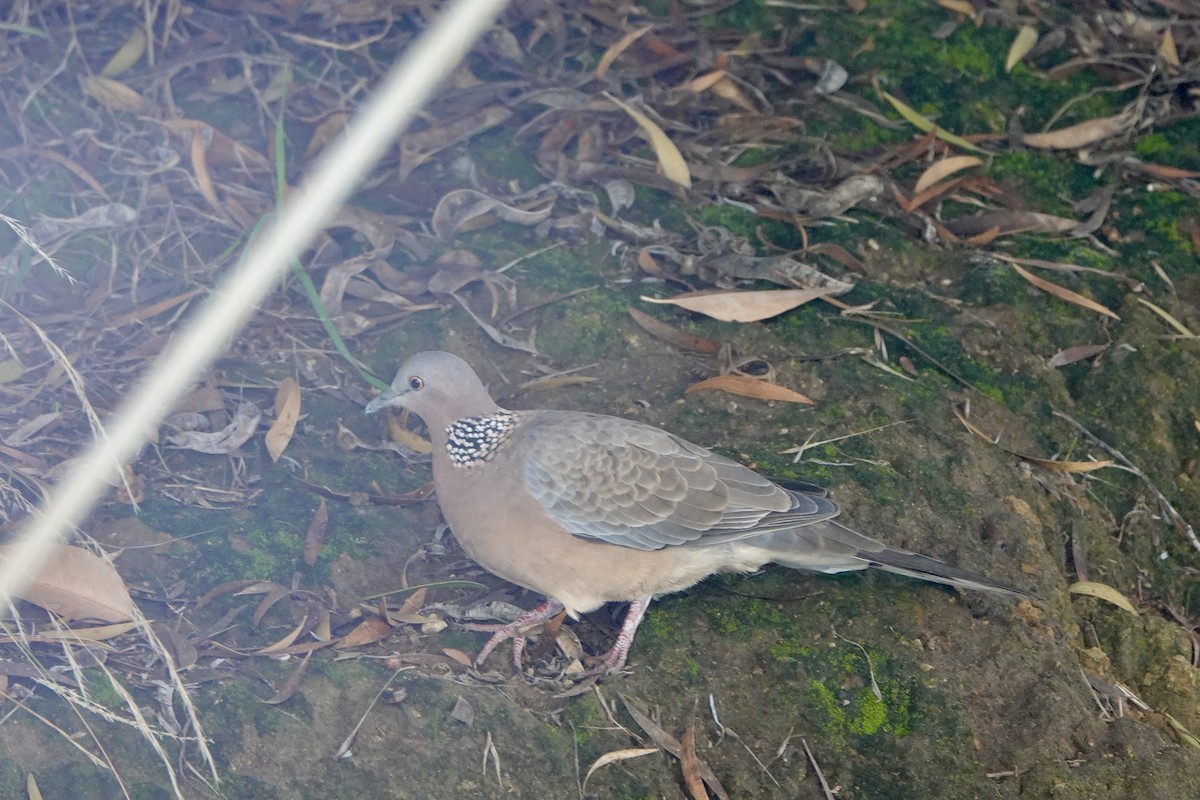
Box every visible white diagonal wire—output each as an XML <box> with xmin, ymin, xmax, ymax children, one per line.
<box><xmin>1</xmin><ymin>0</ymin><xmax>510</xmax><ymax>603</ymax></box>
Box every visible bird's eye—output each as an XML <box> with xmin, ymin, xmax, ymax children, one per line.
<box><xmin>408</xmin><ymin>376</ymin><xmax>424</xmax><ymax>391</ymax></box>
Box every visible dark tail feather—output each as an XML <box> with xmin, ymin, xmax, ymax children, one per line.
<box><xmin>862</xmin><ymin>547</ymin><xmax>1031</xmax><ymax>598</ymax></box>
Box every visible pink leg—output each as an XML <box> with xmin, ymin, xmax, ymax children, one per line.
<box><xmin>462</xmin><ymin>600</ymin><xmax>564</xmax><ymax>671</ymax></box>
<box><xmin>584</xmin><ymin>596</ymin><xmax>652</xmax><ymax>676</ymax></box>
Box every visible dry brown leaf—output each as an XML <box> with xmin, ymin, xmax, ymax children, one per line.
<box><xmin>431</xmin><ymin>189</ymin><xmax>556</xmax><ymax>239</ymax></box>
<box><xmin>442</xmin><ymin>647</ymin><xmax>474</xmax><ymax>667</ymax></box>
<box><xmin>710</xmin><ymin>77</ymin><xmax>758</xmax><ymax>113</ymax></box>
<box><xmin>386</xmin><ymin>416</ymin><xmax>433</xmax><ymax>453</ymax></box>
<box><xmin>686</xmin><ymin>374</ymin><xmax>814</xmax><ymax>405</ymax></box>
<box><xmin>1022</xmin><ymin>107</ymin><xmax>1138</xmax><ymax>149</ymax></box>
<box><xmin>303</xmin><ymin>112</ymin><xmax>350</xmax><ymax>160</ymax></box>
<box><xmin>1159</xmin><ymin>28</ymin><xmax>1180</xmax><ymax>69</ymax></box>
<box><xmin>605</xmin><ymin>93</ymin><xmax>692</xmax><ymax>188</ymax></box>
<box><xmin>334</xmin><ymin>616</ymin><xmax>392</xmax><ymax>649</ymax></box>
<box><xmin>1068</xmin><ymin>581</ymin><xmax>1137</xmax><ymax>614</ymax></box>
<box><xmin>257</xmin><ymin>618</ymin><xmax>309</xmax><ymax>654</ymax></box>
<box><xmin>1019</xmin><ymin>455</ymin><xmax>1113</xmax><ymax>473</ymax></box>
<box><xmin>641</xmin><ymin>288</ymin><xmax>833</xmax><ymax>323</ymax></box>
<box><xmin>81</xmin><ymin>76</ymin><xmax>148</xmax><ymax>113</ymax></box>
<box><xmin>1005</xmin><ymin>25</ymin><xmax>1038</xmax><ymax>73</ymax></box>
<box><xmin>935</xmin><ymin>0</ymin><xmax>975</xmax><ymax>16</ymax></box>
<box><xmin>913</xmin><ymin>155</ymin><xmax>983</xmax><ymax>194</ymax></box>
<box><xmin>627</xmin><ymin>307</ymin><xmax>721</xmax><ymax>354</ymax></box>
<box><xmin>596</xmin><ymin>24</ymin><xmax>653</xmax><ymax>78</ymax></box>
<box><xmin>266</xmin><ymin>377</ymin><xmax>301</xmax><ymax>462</ymax></box>
<box><xmin>188</xmin><ymin>127</ymin><xmax>224</xmax><ymax>219</ymax></box>
<box><xmin>1047</xmin><ymin>344</ymin><xmax>1108</xmax><ymax>368</ymax></box>
<box><xmin>618</xmin><ymin>693</ymin><xmax>729</xmax><ymax>800</ymax></box>
<box><xmin>944</xmin><ymin>210</ymin><xmax>1078</xmax><ymax>238</ymax></box>
<box><xmin>0</xmin><ymin>543</ymin><xmax>133</xmax><ymax>623</ymax></box>
<box><xmin>1136</xmin><ymin>297</ymin><xmax>1196</xmax><ymax>337</ymax></box>
<box><xmin>302</xmin><ymin>497</ymin><xmax>328</xmax><ymax>567</ymax></box>
<box><xmin>250</xmin><ymin>584</ymin><xmax>294</xmax><ymax>626</ymax></box>
<box><xmin>583</xmin><ymin>748</ymin><xmax>659</xmax><ymax>793</ymax></box>
<box><xmin>1010</xmin><ymin>263</ymin><xmax>1119</xmax><ymax>319</ymax></box>
<box><xmin>167</xmin><ymin>401</ymin><xmax>261</xmax><ymax>454</ymax></box>
<box><xmin>99</xmin><ymin>27</ymin><xmax>146</xmax><ymax>78</ymax></box>
<box><xmin>262</xmin><ymin>652</ymin><xmax>312</xmax><ymax>705</ymax></box>
<box><xmin>107</xmin><ymin>288</ymin><xmax>205</xmax><ymax>329</ymax></box>
<box><xmin>681</xmin><ymin>722</ymin><xmax>709</xmax><ymax>800</ymax></box>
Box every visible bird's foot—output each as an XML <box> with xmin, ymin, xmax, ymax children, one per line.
<box><xmin>461</xmin><ymin>600</ymin><xmax>565</xmax><ymax>672</ymax></box>
<box><xmin>579</xmin><ymin>596</ymin><xmax>652</xmax><ymax>678</ymax></box>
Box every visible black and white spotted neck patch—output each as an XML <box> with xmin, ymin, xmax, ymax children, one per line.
<box><xmin>445</xmin><ymin>410</ymin><xmax>520</xmax><ymax>467</ymax></box>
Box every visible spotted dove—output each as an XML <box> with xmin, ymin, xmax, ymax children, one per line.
<box><xmin>366</xmin><ymin>351</ymin><xmax>1024</xmax><ymax>675</ymax></box>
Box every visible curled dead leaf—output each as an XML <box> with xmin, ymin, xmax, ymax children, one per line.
<box><xmin>686</xmin><ymin>374</ymin><xmax>814</xmax><ymax>405</ymax></box>
<box><xmin>0</xmin><ymin>543</ymin><xmax>133</xmax><ymax>623</ymax></box>
<box><xmin>266</xmin><ymin>377</ymin><xmax>301</xmax><ymax>462</ymax></box>
<box><xmin>167</xmin><ymin>402</ymin><xmax>261</xmax><ymax>454</ymax></box>
<box><xmin>583</xmin><ymin>748</ymin><xmax>659</xmax><ymax>793</ymax></box>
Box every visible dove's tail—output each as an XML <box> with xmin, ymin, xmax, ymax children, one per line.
<box><xmin>751</xmin><ymin>517</ymin><xmax>1031</xmax><ymax>598</ymax></box>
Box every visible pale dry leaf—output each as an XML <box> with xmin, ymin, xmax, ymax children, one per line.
<box><xmin>935</xmin><ymin>0</ymin><xmax>975</xmax><ymax>16</ymax></box>
<box><xmin>99</xmin><ymin>26</ymin><xmax>146</xmax><ymax>78</ymax></box>
<box><xmin>257</xmin><ymin>618</ymin><xmax>309</xmax><ymax>654</ymax></box>
<box><xmin>1022</xmin><ymin>107</ymin><xmax>1138</xmax><ymax>149</ymax></box>
<box><xmin>1047</xmin><ymin>344</ymin><xmax>1108</xmax><ymax>368</ymax></box>
<box><xmin>1010</xmin><ymin>263</ymin><xmax>1119</xmax><ymax>319</ymax></box>
<box><xmin>583</xmin><ymin>749</ymin><xmax>659</xmax><ymax>792</ymax></box>
<box><xmin>1135</xmin><ymin>298</ymin><xmax>1196</xmax><ymax>337</ymax></box>
<box><xmin>188</xmin><ymin>127</ymin><xmax>224</xmax><ymax>219</ymax></box>
<box><xmin>1068</xmin><ymin>581</ymin><xmax>1137</xmax><ymax>615</ymax></box>
<box><xmin>596</xmin><ymin>24</ymin><xmax>653</xmax><ymax>78</ymax></box>
<box><xmin>266</xmin><ymin>377</ymin><xmax>301</xmax><ymax>462</ymax></box>
<box><xmin>913</xmin><ymin>155</ymin><xmax>983</xmax><ymax>194</ymax></box>
<box><xmin>0</xmin><ymin>543</ymin><xmax>133</xmax><ymax>623</ymax></box>
<box><xmin>641</xmin><ymin>288</ymin><xmax>833</xmax><ymax>323</ymax></box>
<box><xmin>944</xmin><ymin>210</ymin><xmax>1079</xmax><ymax>238</ymax></box>
<box><xmin>605</xmin><ymin>93</ymin><xmax>692</xmax><ymax>188</ymax></box>
<box><xmin>686</xmin><ymin>375</ymin><xmax>814</xmax><ymax>405</ymax></box>
<box><xmin>1160</xmin><ymin>28</ymin><xmax>1179</xmax><ymax>69</ymax></box>
<box><xmin>81</xmin><ymin>76</ymin><xmax>148</xmax><ymax>113</ymax></box>
<box><xmin>442</xmin><ymin>647</ymin><xmax>474</xmax><ymax>667</ymax></box>
<box><xmin>1020</xmin><ymin>456</ymin><xmax>1112</xmax><ymax>474</ymax></box>
<box><xmin>1005</xmin><ymin>25</ymin><xmax>1038</xmax><ymax>73</ymax></box>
